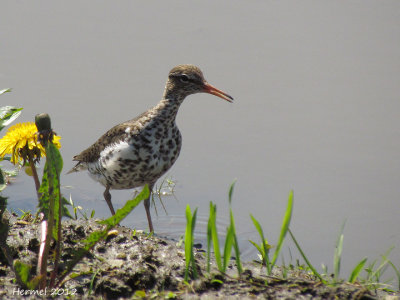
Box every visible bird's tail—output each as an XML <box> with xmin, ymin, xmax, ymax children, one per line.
<box><xmin>66</xmin><ymin>162</ymin><xmax>87</xmax><ymax>174</ymax></box>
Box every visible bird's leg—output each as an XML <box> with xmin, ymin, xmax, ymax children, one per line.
<box><xmin>144</xmin><ymin>184</ymin><xmax>154</xmax><ymax>232</ymax></box>
<box><xmin>103</xmin><ymin>185</ymin><xmax>116</xmax><ymax>215</ymax></box>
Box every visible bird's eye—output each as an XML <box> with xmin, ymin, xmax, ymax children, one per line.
<box><xmin>180</xmin><ymin>74</ymin><xmax>189</xmax><ymax>83</ymax></box>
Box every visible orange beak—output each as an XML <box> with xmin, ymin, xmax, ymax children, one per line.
<box><xmin>203</xmin><ymin>82</ymin><xmax>234</xmax><ymax>103</ymax></box>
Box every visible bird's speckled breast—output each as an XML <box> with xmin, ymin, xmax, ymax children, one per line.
<box><xmin>87</xmin><ymin>123</ymin><xmax>182</xmax><ymax>189</ymax></box>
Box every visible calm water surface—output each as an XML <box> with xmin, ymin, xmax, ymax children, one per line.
<box><xmin>2</xmin><ymin>1</ymin><xmax>399</xmax><ymax>280</ymax></box>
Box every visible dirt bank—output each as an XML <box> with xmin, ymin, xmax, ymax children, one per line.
<box><xmin>0</xmin><ymin>213</ymin><xmax>389</xmax><ymax>299</ymax></box>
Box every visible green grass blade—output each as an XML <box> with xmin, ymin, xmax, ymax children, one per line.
<box><xmin>368</xmin><ymin>247</ymin><xmax>393</xmax><ymax>283</ymax></box>
<box><xmin>230</xmin><ymin>209</ymin><xmax>242</xmax><ymax>275</ymax></box>
<box><xmin>249</xmin><ymin>240</ymin><xmax>263</xmax><ymax>255</ymax></box>
<box><xmin>334</xmin><ymin>233</ymin><xmax>344</xmax><ymax>280</ymax></box>
<box><xmin>226</xmin><ymin>182</ymin><xmax>242</xmax><ymax>275</ymax></box>
<box><xmin>210</xmin><ymin>203</ymin><xmax>222</xmax><ymax>271</ymax></box>
<box><xmin>184</xmin><ymin>205</ymin><xmax>193</xmax><ymax>281</ymax></box>
<box><xmin>191</xmin><ymin>208</ymin><xmax>198</xmax><ymax>234</ymax></box>
<box><xmin>222</xmin><ymin>225</ymin><xmax>234</xmax><ymax>273</ymax></box>
<box><xmin>232</xmin><ymin>237</ymin><xmax>242</xmax><ymax>275</ymax></box>
<box><xmin>56</xmin><ymin>185</ymin><xmax>149</xmax><ymax>286</ymax></box>
<box><xmin>98</xmin><ymin>185</ymin><xmax>149</xmax><ymax>227</ymax></box>
<box><xmin>61</xmin><ymin>196</ymin><xmax>73</xmax><ymax>219</ymax></box>
<box><xmin>191</xmin><ymin>208</ymin><xmax>198</xmax><ymax>279</ymax></box>
<box><xmin>250</xmin><ymin>214</ymin><xmax>266</xmax><ymax>246</ymax></box>
<box><xmin>228</xmin><ymin>179</ymin><xmax>236</xmax><ymax>205</ymax></box>
<box><xmin>348</xmin><ymin>257</ymin><xmax>367</xmax><ymax>283</ymax></box>
<box><xmin>250</xmin><ymin>214</ymin><xmax>271</xmax><ymax>273</ymax></box>
<box><xmin>333</xmin><ymin>220</ymin><xmax>346</xmax><ymax>281</ymax></box>
<box><xmin>184</xmin><ymin>205</ymin><xmax>198</xmax><ymax>281</ymax></box>
<box><xmin>271</xmin><ymin>190</ymin><xmax>293</xmax><ymax>268</ymax></box>
<box><xmin>206</xmin><ymin>207</ymin><xmax>212</xmax><ymax>273</ymax></box>
<box><xmin>88</xmin><ymin>269</ymin><xmax>100</xmax><ymax>295</ymax></box>
<box><xmin>288</xmin><ymin>228</ymin><xmax>327</xmax><ymax>284</ymax></box>
<box><xmin>365</xmin><ymin>259</ymin><xmax>377</xmax><ymax>282</ymax></box>
<box><xmin>387</xmin><ymin>260</ymin><xmax>400</xmax><ymax>291</ymax></box>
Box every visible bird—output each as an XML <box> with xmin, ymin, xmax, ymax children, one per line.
<box><xmin>68</xmin><ymin>64</ymin><xmax>233</xmax><ymax>232</ymax></box>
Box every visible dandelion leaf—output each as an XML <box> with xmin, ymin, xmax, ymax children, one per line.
<box><xmin>0</xmin><ymin>106</ymin><xmax>23</xmax><ymax>131</ymax></box>
<box><xmin>14</xmin><ymin>260</ymin><xmax>32</xmax><ymax>287</ymax></box>
<box><xmin>0</xmin><ymin>88</ymin><xmax>12</xmax><ymax>95</ymax></box>
<box><xmin>38</xmin><ymin>168</ymin><xmax>50</xmax><ymax>217</ymax></box>
<box><xmin>57</xmin><ymin>186</ymin><xmax>149</xmax><ymax>285</ymax></box>
<box><xmin>38</xmin><ymin>143</ymin><xmax>69</xmax><ymax>240</ymax></box>
<box><xmin>98</xmin><ymin>184</ymin><xmax>149</xmax><ymax>227</ymax></box>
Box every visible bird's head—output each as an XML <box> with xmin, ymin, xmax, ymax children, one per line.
<box><xmin>165</xmin><ymin>64</ymin><xmax>233</xmax><ymax>103</ymax></box>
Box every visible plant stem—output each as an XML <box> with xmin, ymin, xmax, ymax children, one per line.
<box><xmin>28</xmin><ymin>154</ymin><xmax>40</xmax><ymax>197</ymax></box>
<box><xmin>37</xmin><ymin>219</ymin><xmax>49</xmax><ymax>289</ymax></box>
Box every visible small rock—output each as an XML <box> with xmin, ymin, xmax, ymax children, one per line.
<box><xmin>116</xmin><ymin>253</ymin><xmax>127</xmax><ymax>260</ymax></box>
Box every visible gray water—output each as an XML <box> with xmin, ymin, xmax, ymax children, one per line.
<box><xmin>2</xmin><ymin>1</ymin><xmax>399</xmax><ymax>281</ymax></box>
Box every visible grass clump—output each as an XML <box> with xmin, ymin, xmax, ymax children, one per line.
<box><xmin>184</xmin><ymin>181</ymin><xmax>399</xmax><ymax>295</ymax></box>
<box><xmin>206</xmin><ymin>181</ymin><xmax>242</xmax><ymax>276</ymax></box>
<box><xmin>249</xmin><ymin>190</ymin><xmax>293</xmax><ymax>276</ymax></box>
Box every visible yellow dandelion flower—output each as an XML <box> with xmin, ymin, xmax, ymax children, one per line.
<box><xmin>0</xmin><ymin>122</ymin><xmax>61</xmax><ymax>165</ymax></box>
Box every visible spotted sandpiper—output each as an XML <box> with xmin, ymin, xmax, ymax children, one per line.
<box><xmin>68</xmin><ymin>65</ymin><xmax>233</xmax><ymax>232</ymax></box>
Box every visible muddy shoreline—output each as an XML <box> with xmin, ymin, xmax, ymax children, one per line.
<box><xmin>0</xmin><ymin>213</ymin><xmax>390</xmax><ymax>299</ymax></box>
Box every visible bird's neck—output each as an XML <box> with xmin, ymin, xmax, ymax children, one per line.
<box><xmin>152</xmin><ymin>92</ymin><xmax>186</xmax><ymax>124</ymax></box>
